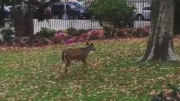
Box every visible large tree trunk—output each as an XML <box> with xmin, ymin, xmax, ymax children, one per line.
<box><xmin>140</xmin><ymin>0</ymin><xmax>180</xmax><ymax>62</ymax></box>
<box><xmin>14</xmin><ymin>2</ymin><xmax>27</xmax><ymax>37</ymax></box>
<box><xmin>0</xmin><ymin>3</ymin><xmax>5</xmax><ymax>28</ymax></box>
<box><xmin>14</xmin><ymin>0</ymin><xmax>34</xmax><ymax>37</ymax></box>
<box><xmin>13</xmin><ymin>0</ymin><xmax>34</xmax><ymax>46</ymax></box>
<box><xmin>26</xmin><ymin>0</ymin><xmax>34</xmax><ymax>45</ymax></box>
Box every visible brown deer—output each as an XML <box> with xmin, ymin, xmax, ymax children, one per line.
<box><xmin>62</xmin><ymin>42</ymin><xmax>95</xmax><ymax>73</ymax></box>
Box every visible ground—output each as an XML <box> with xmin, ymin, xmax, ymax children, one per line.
<box><xmin>0</xmin><ymin>38</ymin><xmax>180</xmax><ymax>100</ymax></box>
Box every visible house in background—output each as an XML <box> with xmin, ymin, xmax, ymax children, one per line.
<box><xmin>127</xmin><ymin>0</ymin><xmax>152</xmax><ymax>9</ymax></box>
<box><xmin>37</xmin><ymin>0</ymin><xmax>151</xmax><ymax>9</ymax></box>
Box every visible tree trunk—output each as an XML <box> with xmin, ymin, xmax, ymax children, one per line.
<box><xmin>26</xmin><ymin>0</ymin><xmax>34</xmax><ymax>45</ymax></box>
<box><xmin>0</xmin><ymin>3</ymin><xmax>5</xmax><ymax>28</ymax></box>
<box><xmin>13</xmin><ymin>0</ymin><xmax>34</xmax><ymax>45</ymax></box>
<box><xmin>14</xmin><ymin>2</ymin><xmax>27</xmax><ymax>37</ymax></box>
<box><xmin>140</xmin><ymin>0</ymin><xmax>180</xmax><ymax>62</ymax></box>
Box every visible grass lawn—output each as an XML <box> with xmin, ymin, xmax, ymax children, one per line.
<box><xmin>0</xmin><ymin>38</ymin><xmax>180</xmax><ymax>101</ymax></box>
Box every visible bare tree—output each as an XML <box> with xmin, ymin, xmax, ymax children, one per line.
<box><xmin>140</xmin><ymin>0</ymin><xmax>180</xmax><ymax>62</ymax></box>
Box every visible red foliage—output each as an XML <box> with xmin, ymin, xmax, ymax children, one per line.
<box><xmin>0</xmin><ymin>28</ymin><xmax>152</xmax><ymax>47</ymax></box>
<box><xmin>133</xmin><ymin>28</ymin><xmax>149</xmax><ymax>38</ymax></box>
<box><xmin>32</xmin><ymin>39</ymin><xmax>44</xmax><ymax>47</ymax></box>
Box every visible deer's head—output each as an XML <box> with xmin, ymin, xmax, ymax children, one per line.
<box><xmin>85</xmin><ymin>42</ymin><xmax>95</xmax><ymax>53</ymax></box>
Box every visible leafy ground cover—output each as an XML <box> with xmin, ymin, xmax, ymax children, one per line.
<box><xmin>0</xmin><ymin>38</ymin><xmax>180</xmax><ymax>101</ymax></box>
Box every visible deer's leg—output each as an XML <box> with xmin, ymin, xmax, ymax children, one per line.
<box><xmin>81</xmin><ymin>59</ymin><xmax>88</xmax><ymax>73</ymax></box>
<box><xmin>65</xmin><ymin>62</ymin><xmax>70</xmax><ymax>73</ymax></box>
<box><xmin>77</xmin><ymin>59</ymin><xmax>82</xmax><ymax>66</ymax></box>
<box><xmin>82</xmin><ymin>60</ymin><xmax>87</xmax><ymax>65</ymax></box>
<box><xmin>82</xmin><ymin>59</ymin><xmax>88</xmax><ymax>69</ymax></box>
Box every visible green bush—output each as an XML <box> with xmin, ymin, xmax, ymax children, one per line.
<box><xmin>67</xmin><ymin>27</ymin><xmax>77</xmax><ymax>36</ymax></box>
<box><xmin>89</xmin><ymin>0</ymin><xmax>135</xmax><ymax>28</ymax></box>
<box><xmin>39</xmin><ymin>27</ymin><xmax>56</xmax><ymax>38</ymax></box>
<box><xmin>0</xmin><ymin>28</ymin><xmax>15</xmax><ymax>41</ymax></box>
<box><xmin>102</xmin><ymin>25</ymin><xmax>116</xmax><ymax>38</ymax></box>
<box><xmin>76</xmin><ymin>29</ymin><xmax>87</xmax><ymax>36</ymax></box>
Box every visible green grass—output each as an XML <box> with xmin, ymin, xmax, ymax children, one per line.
<box><xmin>0</xmin><ymin>38</ymin><xmax>180</xmax><ymax>101</ymax></box>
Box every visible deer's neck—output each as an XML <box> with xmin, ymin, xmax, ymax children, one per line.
<box><xmin>83</xmin><ymin>47</ymin><xmax>92</xmax><ymax>54</ymax></box>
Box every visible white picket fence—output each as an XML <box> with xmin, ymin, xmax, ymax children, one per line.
<box><xmin>3</xmin><ymin>19</ymin><xmax>150</xmax><ymax>34</ymax></box>
<box><xmin>33</xmin><ymin>19</ymin><xmax>102</xmax><ymax>34</ymax></box>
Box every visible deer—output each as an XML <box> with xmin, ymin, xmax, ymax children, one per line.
<box><xmin>61</xmin><ymin>42</ymin><xmax>95</xmax><ymax>73</ymax></box>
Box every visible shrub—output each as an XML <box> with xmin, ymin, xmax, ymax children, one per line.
<box><xmin>77</xmin><ymin>38</ymin><xmax>86</xmax><ymax>43</ymax></box>
<box><xmin>116</xmin><ymin>30</ymin><xmax>126</xmax><ymax>37</ymax></box>
<box><xmin>89</xmin><ymin>0</ymin><xmax>135</xmax><ymax>29</ymax></box>
<box><xmin>53</xmin><ymin>32</ymin><xmax>65</xmax><ymax>44</ymax></box>
<box><xmin>41</xmin><ymin>38</ymin><xmax>52</xmax><ymax>45</ymax></box>
<box><xmin>66</xmin><ymin>28</ymin><xmax>88</xmax><ymax>36</ymax></box>
<box><xmin>89</xmin><ymin>34</ymin><xmax>99</xmax><ymax>40</ymax></box>
<box><xmin>102</xmin><ymin>25</ymin><xmax>115</xmax><ymax>38</ymax></box>
<box><xmin>67</xmin><ymin>27</ymin><xmax>77</xmax><ymax>36</ymax></box>
<box><xmin>65</xmin><ymin>38</ymin><xmax>75</xmax><ymax>44</ymax></box>
<box><xmin>18</xmin><ymin>37</ymin><xmax>29</xmax><ymax>47</ymax></box>
<box><xmin>76</xmin><ymin>29</ymin><xmax>88</xmax><ymax>35</ymax></box>
<box><xmin>87</xmin><ymin>29</ymin><xmax>104</xmax><ymax>40</ymax></box>
<box><xmin>32</xmin><ymin>39</ymin><xmax>43</xmax><ymax>47</ymax></box>
<box><xmin>61</xmin><ymin>30</ymin><xmax>68</xmax><ymax>33</ymax></box>
<box><xmin>81</xmin><ymin>33</ymin><xmax>89</xmax><ymax>38</ymax></box>
<box><xmin>39</xmin><ymin>27</ymin><xmax>56</xmax><ymax>38</ymax></box>
<box><xmin>116</xmin><ymin>29</ymin><xmax>134</xmax><ymax>38</ymax></box>
<box><xmin>0</xmin><ymin>28</ymin><xmax>15</xmax><ymax>42</ymax></box>
<box><xmin>54</xmin><ymin>32</ymin><xmax>65</xmax><ymax>38</ymax></box>
<box><xmin>132</xmin><ymin>28</ymin><xmax>149</xmax><ymax>38</ymax></box>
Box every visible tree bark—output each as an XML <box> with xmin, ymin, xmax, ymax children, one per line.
<box><xmin>13</xmin><ymin>0</ymin><xmax>34</xmax><ymax>45</ymax></box>
<box><xmin>140</xmin><ymin>0</ymin><xmax>180</xmax><ymax>62</ymax></box>
<box><xmin>0</xmin><ymin>3</ymin><xmax>5</xmax><ymax>28</ymax></box>
<box><xmin>14</xmin><ymin>1</ymin><xmax>27</xmax><ymax>37</ymax></box>
<box><xmin>26</xmin><ymin>0</ymin><xmax>34</xmax><ymax>45</ymax></box>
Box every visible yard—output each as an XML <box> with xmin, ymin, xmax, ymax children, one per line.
<box><xmin>0</xmin><ymin>38</ymin><xmax>180</xmax><ymax>100</ymax></box>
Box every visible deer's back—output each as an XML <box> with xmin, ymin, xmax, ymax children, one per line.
<box><xmin>63</xmin><ymin>48</ymin><xmax>87</xmax><ymax>60</ymax></box>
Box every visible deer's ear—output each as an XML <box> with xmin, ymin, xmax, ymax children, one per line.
<box><xmin>86</xmin><ymin>42</ymin><xmax>89</xmax><ymax>45</ymax></box>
